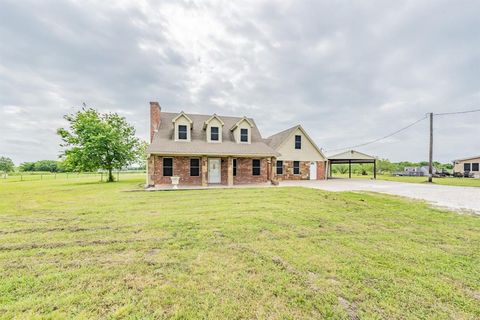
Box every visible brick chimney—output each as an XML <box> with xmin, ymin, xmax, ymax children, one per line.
<box><xmin>150</xmin><ymin>101</ymin><xmax>161</xmax><ymax>142</ymax></box>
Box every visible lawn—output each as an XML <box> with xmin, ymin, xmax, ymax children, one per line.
<box><xmin>1</xmin><ymin>176</ymin><xmax>479</xmax><ymax>319</ymax></box>
<box><xmin>332</xmin><ymin>173</ymin><xmax>480</xmax><ymax>187</ymax></box>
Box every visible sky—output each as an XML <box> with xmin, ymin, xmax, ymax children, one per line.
<box><xmin>1</xmin><ymin>0</ymin><xmax>479</xmax><ymax>165</ymax></box>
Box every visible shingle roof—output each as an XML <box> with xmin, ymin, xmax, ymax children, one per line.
<box><xmin>265</xmin><ymin>125</ymin><xmax>300</xmax><ymax>150</ymax></box>
<box><xmin>147</xmin><ymin>112</ymin><xmax>280</xmax><ymax>157</ymax></box>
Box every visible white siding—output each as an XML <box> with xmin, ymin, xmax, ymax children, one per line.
<box><xmin>276</xmin><ymin>128</ymin><xmax>325</xmax><ymax>161</ymax></box>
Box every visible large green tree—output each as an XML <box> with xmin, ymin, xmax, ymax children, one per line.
<box><xmin>0</xmin><ymin>156</ymin><xmax>15</xmax><ymax>173</ymax></box>
<box><xmin>57</xmin><ymin>108</ymin><xmax>141</xmax><ymax>182</ymax></box>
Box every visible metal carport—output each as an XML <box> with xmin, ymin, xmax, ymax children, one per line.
<box><xmin>327</xmin><ymin>150</ymin><xmax>377</xmax><ymax>179</ymax></box>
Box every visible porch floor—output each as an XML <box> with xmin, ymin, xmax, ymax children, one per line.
<box><xmin>146</xmin><ymin>182</ymin><xmax>274</xmax><ymax>191</ymax></box>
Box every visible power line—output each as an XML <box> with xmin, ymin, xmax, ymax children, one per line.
<box><xmin>434</xmin><ymin>108</ymin><xmax>480</xmax><ymax>116</ymax></box>
<box><xmin>326</xmin><ymin>115</ymin><xmax>428</xmax><ymax>153</ymax></box>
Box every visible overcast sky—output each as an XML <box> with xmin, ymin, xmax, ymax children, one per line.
<box><xmin>1</xmin><ymin>0</ymin><xmax>479</xmax><ymax>164</ymax></box>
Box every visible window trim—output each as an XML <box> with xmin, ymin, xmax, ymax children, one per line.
<box><xmin>163</xmin><ymin>157</ymin><xmax>173</xmax><ymax>176</ymax></box>
<box><xmin>210</xmin><ymin>126</ymin><xmax>219</xmax><ymax>141</ymax></box>
<box><xmin>252</xmin><ymin>159</ymin><xmax>261</xmax><ymax>176</ymax></box>
<box><xmin>276</xmin><ymin>160</ymin><xmax>283</xmax><ymax>175</ymax></box>
<box><xmin>240</xmin><ymin>128</ymin><xmax>249</xmax><ymax>143</ymax></box>
<box><xmin>190</xmin><ymin>158</ymin><xmax>200</xmax><ymax>176</ymax></box>
<box><xmin>178</xmin><ymin>125</ymin><xmax>188</xmax><ymax>140</ymax></box>
<box><xmin>293</xmin><ymin>161</ymin><xmax>300</xmax><ymax>175</ymax></box>
<box><xmin>295</xmin><ymin>135</ymin><xmax>301</xmax><ymax>149</ymax></box>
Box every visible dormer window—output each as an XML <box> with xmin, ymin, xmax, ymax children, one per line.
<box><xmin>211</xmin><ymin>127</ymin><xmax>219</xmax><ymax>141</ymax></box>
<box><xmin>172</xmin><ymin>111</ymin><xmax>193</xmax><ymax>142</ymax></box>
<box><xmin>178</xmin><ymin>125</ymin><xmax>188</xmax><ymax>140</ymax></box>
<box><xmin>240</xmin><ymin>128</ymin><xmax>248</xmax><ymax>142</ymax></box>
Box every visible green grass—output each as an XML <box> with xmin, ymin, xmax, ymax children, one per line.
<box><xmin>1</xmin><ymin>176</ymin><xmax>479</xmax><ymax>319</ymax></box>
<box><xmin>332</xmin><ymin>173</ymin><xmax>480</xmax><ymax>187</ymax></box>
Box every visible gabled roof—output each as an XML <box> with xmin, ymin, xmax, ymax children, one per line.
<box><xmin>147</xmin><ymin>112</ymin><xmax>279</xmax><ymax>157</ymax></box>
<box><xmin>171</xmin><ymin>111</ymin><xmax>193</xmax><ymax>124</ymax></box>
<box><xmin>266</xmin><ymin>125</ymin><xmax>327</xmax><ymax>159</ymax></box>
<box><xmin>327</xmin><ymin>149</ymin><xmax>376</xmax><ymax>160</ymax></box>
<box><xmin>453</xmin><ymin>155</ymin><xmax>480</xmax><ymax>162</ymax></box>
<box><xmin>203</xmin><ymin>114</ymin><xmax>225</xmax><ymax>130</ymax></box>
<box><xmin>230</xmin><ymin>117</ymin><xmax>254</xmax><ymax>131</ymax></box>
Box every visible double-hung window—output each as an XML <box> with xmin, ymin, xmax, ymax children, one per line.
<box><xmin>178</xmin><ymin>125</ymin><xmax>187</xmax><ymax>140</ymax></box>
<box><xmin>240</xmin><ymin>128</ymin><xmax>248</xmax><ymax>142</ymax></box>
<box><xmin>472</xmin><ymin>163</ymin><xmax>479</xmax><ymax>171</ymax></box>
<box><xmin>211</xmin><ymin>127</ymin><xmax>219</xmax><ymax>141</ymax></box>
<box><xmin>163</xmin><ymin>158</ymin><xmax>173</xmax><ymax>176</ymax></box>
<box><xmin>190</xmin><ymin>159</ymin><xmax>200</xmax><ymax>176</ymax></box>
<box><xmin>252</xmin><ymin>159</ymin><xmax>260</xmax><ymax>175</ymax></box>
<box><xmin>295</xmin><ymin>135</ymin><xmax>301</xmax><ymax>149</ymax></box>
<box><xmin>293</xmin><ymin>161</ymin><xmax>300</xmax><ymax>175</ymax></box>
<box><xmin>464</xmin><ymin>163</ymin><xmax>471</xmax><ymax>171</ymax></box>
<box><xmin>233</xmin><ymin>159</ymin><xmax>237</xmax><ymax>176</ymax></box>
<box><xmin>276</xmin><ymin>161</ymin><xmax>283</xmax><ymax>175</ymax></box>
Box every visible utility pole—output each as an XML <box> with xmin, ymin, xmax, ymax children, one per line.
<box><xmin>428</xmin><ymin>112</ymin><xmax>433</xmax><ymax>183</ymax></box>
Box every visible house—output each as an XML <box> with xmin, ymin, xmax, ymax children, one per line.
<box><xmin>453</xmin><ymin>156</ymin><xmax>480</xmax><ymax>178</ymax></box>
<box><xmin>145</xmin><ymin>102</ymin><xmax>327</xmax><ymax>187</ymax></box>
<box><xmin>265</xmin><ymin>125</ymin><xmax>327</xmax><ymax>181</ymax></box>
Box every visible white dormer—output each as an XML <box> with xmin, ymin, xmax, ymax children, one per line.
<box><xmin>172</xmin><ymin>111</ymin><xmax>193</xmax><ymax>142</ymax></box>
<box><xmin>230</xmin><ymin>117</ymin><xmax>254</xmax><ymax>144</ymax></box>
<box><xmin>203</xmin><ymin>114</ymin><xmax>224</xmax><ymax>143</ymax></box>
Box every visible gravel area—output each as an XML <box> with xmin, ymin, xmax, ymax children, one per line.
<box><xmin>281</xmin><ymin>179</ymin><xmax>480</xmax><ymax>214</ymax></box>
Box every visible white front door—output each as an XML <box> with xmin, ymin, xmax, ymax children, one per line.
<box><xmin>309</xmin><ymin>162</ymin><xmax>317</xmax><ymax>180</ymax></box>
<box><xmin>208</xmin><ymin>158</ymin><xmax>221</xmax><ymax>183</ymax></box>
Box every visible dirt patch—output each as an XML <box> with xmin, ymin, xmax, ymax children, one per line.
<box><xmin>338</xmin><ymin>296</ymin><xmax>359</xmax><ymax>320</ymax></box>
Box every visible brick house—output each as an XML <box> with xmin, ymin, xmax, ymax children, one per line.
<box><xmin>146</xmin><ymin>102</ymin><xmax>327</xmax><ymax>187</ymax></box>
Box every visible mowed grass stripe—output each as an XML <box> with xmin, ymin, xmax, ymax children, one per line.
<box><xmin>0</xmin><ymin>176</ymin><xmax>479</xmax><ymax>319</ymax></box>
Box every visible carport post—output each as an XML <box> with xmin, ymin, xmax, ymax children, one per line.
<box><xmin>348</xmin><ymin>160</ymin><xmax>351</xmax><ymax>179</ymax></box>
<box><xmin>373</xmin><ymin>160</ymin><xmax>377</xmax><ymax>179</ymax></box>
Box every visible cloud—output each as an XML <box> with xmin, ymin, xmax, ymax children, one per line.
<box><xmin>1</xmin><ymin>0</ymin><xmax>479</xmax><ymax>164</ymax></box>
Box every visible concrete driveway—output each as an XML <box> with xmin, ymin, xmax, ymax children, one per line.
<box><xmin>280</xmin><ymin>179</ymin><xmax>480</xmax><ymax>214</ymax></box>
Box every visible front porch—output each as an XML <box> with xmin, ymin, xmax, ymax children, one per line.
<box><xmin>147</xmin><ymin>155</ymin><xmax>278</xmax><ymax>187</ymax></box>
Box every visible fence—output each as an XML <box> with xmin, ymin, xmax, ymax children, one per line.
<box><xmin>0</xmin><ymin>171</ymin><xmax>146</xmax><ymax>183</ymax></box>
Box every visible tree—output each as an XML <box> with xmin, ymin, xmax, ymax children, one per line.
<box><xmin>0</xmin><ymin>157</ymin><xmax>15</xmax><ymax>173</ymax></box>
<box><xmin>57</xmin><ymin>108</ymin><xmax>141</xmax><ymax>182</ymax></box>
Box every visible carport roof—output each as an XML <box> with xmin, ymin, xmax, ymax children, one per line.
<box><xmin>328</xmin><ymin>150</ymin><xmax>376</xmax><ymax>162</ymax></box>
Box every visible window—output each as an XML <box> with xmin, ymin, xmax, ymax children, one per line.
<box><xmin>252</xmin><ymin>159</ymin><xmax>260</xmax><ymax>175</ymax></box>
<box><xmin>472</xmin><ymin>163</ymin><xmax>479</xmax><ymax>171</ymax></box>
<box><xmin>210</xmin><ymin>127</ymin><xmax>219</xmax><ymax>141</ymax></box>
<box><xmin>293</xmin><ymin>161</ymin><xmax>300</xmax><ymax>175</ymax></box>
<box><xmin>464</xmin><ymin>163</ymin><xmax>471</xmax><ymax>171</ymax></box>
<box><xmin>178</xmin><ymin>125</ymin><xmax>187</xmax><ymax>140</ymax></box>
<box><xmin>240</xmin><ymin>128</ymin><xmax>248</xmax><ymax>142</ymax></box>
<box><xmin>233</xmin><ymin>159</ymin><xmax>237</xmax><ymax>176</ymax></box>
<box><xmin>163</xmin><ymin>158</ymin><xmax>173</xmax><ymax>176</ymax></box>
<box><xmin>276</xmin><ymin>161</ymin><xmax>283</xmax><ymax>175</ymax></box>
<box><xmin>190</xmin><ymin>159</ymin><xmax>200</xmax><ymax>176</ymax></box>
<box><xmin>295</xmin><ymin>135</ymin><xmax>301</xmax><ymax>149</ymax></box>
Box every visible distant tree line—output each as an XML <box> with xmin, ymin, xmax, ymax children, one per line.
<box><xmin>332</xmin><ymin>159</ymin><xmax>454</xmax><ymax>175</ymax></box>
<box><xmin>18</xmin><ymin>160</ymin><xmax>68</xmax><ymax>172</ymax></box>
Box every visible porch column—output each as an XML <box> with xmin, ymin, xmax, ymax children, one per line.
<box><xmin>270</xmin><ymin>157</ymin><xmax>278</xmax><ymax>185</ymax></box>
<box><xmin>201</xmin><ymin>156</ymin><xmax>208</xmax><ymax>187</ymax></box>
<box><xmin>147</xmin><ymin>155</ymin><xmax>154</xmax><ymax>186</ymax></box>
<box><xmin>227</xmin><ymin>156</ymin><xmax>233</xmax><ymax>187</ymax></box>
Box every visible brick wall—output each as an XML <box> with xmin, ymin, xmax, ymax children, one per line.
<box><xmin>150</xmin><ymin>156</ymin><xmax>269</xmax><ymax>185</ymax></box>
<box><xmin>151</xmin><ymin>156</ymin><xmax>202</xmax><ymax>185</ymax></box>
<box><xmin>234</xmin><ymin>158</ymin><xmax>269</xmax><ymax>184</ymax></box>
<box><xmin>317</xmin><ymin>161</ymin><xmax>326</xmax><ymax>180</ymax></box>
<box><xmin>276</xmin><ymin>160</ymin><xmax>310</xmax><ymax>180</ymax></box>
